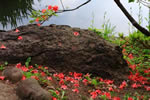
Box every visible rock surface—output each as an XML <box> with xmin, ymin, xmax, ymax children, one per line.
<box><xmin>2</xmin><ymin>67</ymin><xmax>23</xmax><ymax>83</ymax></box>
<box><xmin>0</xmin><ymin>81</ymin><xmax>20</xmax><ymax>100</ymax></box>
<box><xmin>16</xmin><ymin>78</ymin><xmax>51</xmax><ymax>100</ymax></box>
<box><xmin>0</xmin><ymin>24</ymin><xmax>128</xmax><ymax>79</ymax></box>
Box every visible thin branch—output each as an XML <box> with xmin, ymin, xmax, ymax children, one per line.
<box><xmin>114</xmin><ymin>0</ymin><xmax>150</xmax><ymax>36</ymax></box>
<box><xmin>57</xmin><ymin>0</ymin><xmax>91</xmax><ymax>13</ymax></box>
<box><xmin>139</xmin><ymin>0</ymin><xmax>150</xmax><ymax>7</ymax></box>
<box><xmin>60</xmin><ymin>0</ymin><xmax>65</xmax><ymax>10</ymax></box>
<box><xmin>40</xmin><ymin>0</ymin><xmax>91</xmax><ymax>25</ymax></box>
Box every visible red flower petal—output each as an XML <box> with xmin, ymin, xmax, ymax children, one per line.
<box><xmin>73</xmin><ymin>32</ymin><xmax>79</xmax><ymax>36</ymax></box>
<box><xmin>0</xmin><ymin>44</ymin><xmax>6</xmax><ymax>49</ymax></box>
<box><xmin>0</xmin><ymin>76</ymin><xmax>5</xmax><ymax>80</ymax></box>
<box><xmin>52</xmin><ymin>6</ymin><xmax>58</xmax><ymax>12</ymax></box>
<box><xmin>48</xmin><ymin>5</ymin><xmax>52</xmax><ymax>10</ymax></box>
<box><xmin>18</xmin><ymin>36</ymin><xmax>23</xmax><ymax>40</ymax></box>
<box><xmin>15</xmin><ymin>29</ymin><xmax>20</xmax><ymax>33</ymax></box>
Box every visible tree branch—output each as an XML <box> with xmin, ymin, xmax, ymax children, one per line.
<box><xmin>57</xmin><ymin>0</ymin><xmax>91</xmax><ymax>13</ymax></box>
<box><xmin>41</xmin><ymin>0</ymin><xmax>91</xmax><ymax>25</ymax></box>
<box><xmin>114</xmin><ymin>0</ymin><xmax>150</xmax><ymax>36</ymax></box>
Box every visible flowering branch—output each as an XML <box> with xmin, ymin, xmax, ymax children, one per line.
<box><xmin>40</xmin><ymin>0</ymin><xmax>91</xmax><ymax>25</ymax></box>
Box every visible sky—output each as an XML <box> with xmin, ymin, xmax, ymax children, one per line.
<box><xmin>0</xmin><ymin>0</ymin><xmax>149</xmax><ymax>35</ymax></box>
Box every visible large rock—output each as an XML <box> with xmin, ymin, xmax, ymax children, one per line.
<box><xmin>16</xmin><ymin>78</ymin><xmax>51</xmax><ymax>100</ymax></box>
<box><xmin>0</xmin><ymin>81</ymin><xmax>21</xmax><ymax>100</ymax></box>
<box><xmin>2</xmin><ymin>66</ymin><xmax>23</xmax><ymax>83</ymax></box>
<box><xmin>0</xmin><ymin>24</ymin><xmax>128</xmax><ymax>79</ymax></box>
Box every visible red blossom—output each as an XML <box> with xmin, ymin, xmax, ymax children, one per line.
<box><xmin>126</xmin><ymin>60</ymin><xmax>130</xmax><ymax>65</ymax></box>
<box><xmin>73</xmin><ymin>72</ymin><xmax>82</xmax><ymax>80</ymax></box>
<box><xmin>21</xmin><ymin>66</ymin><xmax>29</xmax><ymax>72</ymax></box>
<box><xmin>61</xmin><ymin>85</ymin><xmax>67</xmax><ymax>90</ymax></box>
<box><xmin>15</xmin><ymin>29</ymin><xmax>20</xmax><ymax>33</ymax></box>
<box><xmin>44</xmin><ymin>66</ymin><xmax>48</xmax><ymax>70</ymax></box>
<box><xmin>99</xmin><ymin>78</ymin><xmax>103</xmax><ymax>82</ymax></box>
<box><xmin>41</xmin><ymin>72</ymin><xmax>46</xmax><ymax>77</ymax></box>
<box><xmin>82</xmin><ymin>79</ymin><xmax>88</xmax><ymax>85</ymax></box>
<box><xmin>31</xmin><ymin>76</ymin><xmax>39</xmax><ymax>80</ymax></box>
<box><xmin>0</xmin><ymin>44</ymin><xmax>6</xmax><ymax>49</ymax></box>
<box><xmin>73</xmin><ymin>32</ymin><xmax>79</xmax><ymax>36</ymax></box>
<box><xmin>69</xmin><ymin>72</ymin><xmax>73</xmax><ymax>76</ymax></box>
<box><xmin>144</xmin><ymin>86</ymin><xmax>150</xmax><ymax>91</ymax></box>
<box><xmin>104</xmin><ymin>79</ymin><xmax>114</xmax><ymax>85</ymax></box>
<box><xmin>113</xmin><ymin>97</ymin><xmax>121</xmax><ymax>100</ymax></box>
<box><xmin>42</xmin><ymin>9</ymin><xmax>46</xmax><ymax>13</ymax></box>
<box><xmin>128</xmin><ymin>72</ymin><xmax>148</xmax><ymax>84</ymax></box>
<box><xmin>0</xmin><ymin>76</ymin><xmax>5</xmax><ymax>80</ymax></box>
<box><xmin>52</xmin><ymin>97</ymin><xmax>57</xmax><ymax>100</ymax></box>
<box><xmin>72</xmin><ymin>88</ymin><xmax>79</xmax><ymax>93</ymax></box>
<box><xmin>90</xmin><ymin>91</ymin><xmax>97</xmax><ymax>99</ymax></box>
<box><xmin>65</xmin><ymin>76</ymin><xmax>72</xmax><ymax>81</ymax></box>
<box><xmin>129</xmin><ymin>64</ymin><xmax>136</xmax><ymax>71</ymax></box>
<box><xmin>131</xmin><ymin>83</ymin><xmax>141</xmax><ymax>88</ymax></box>
<box><xmin>48</xmin><ymin>5</ymin><xmax>52</xmax><ymax>10</ymax></box>
<box><xmin>37</xmin><ymin>23</ymin><xmax>41</xmax><ymax>26</ymax></box>
<box><xmin>47</xmin><ymin>76</ymin><xmax>52</xmax><ymax>81</ymax></box>
<box><xmin>58</xmin><ymin>73</ymin><xmax>64</xmax><ymax>79</ymax></box>
<box><xmin>52</xmin><ymin>6</ymin><xmax>58</xmax><ymax>12</ymax></box>
<box><xmin>55</xmin><ymin>90</ymin><xmax>59</xmax><ymax>95</ymax></box>
<box><xmin>84</xmin><ymin>73</ymin><xmax>90</xmax><ymax>78</ymax></box>
<box><xmin>38</xmin><ymin>66</ymin><xmax>42</xmax><ymax>69</ymax></box>
<box><xmin>53</xmin><ymin>73</ymin><xmax>58</xmax><ymax>77</ymax></box>
<box><xmin>122</xmin><ymin>49</ymin><xmax>126</xmax><ymax>53</ymax></box>
<box><xmin>95</xmin><ymin>89</ymin><xmax>101</xmax><ymax>94</ymax></box>
<box><xmin>128</xmin><ymin>97</ymin><xmax>134</xmax><ymax>100</ymax></box>
<box><xmin>109</xmin><ymin>86</ymin><xmax>114</xmax><ymax>91</ymax></box>
<box><xmin>122</xmin><ymin>44</ymin><xmax>126</xmax><ymax>48</ymax></box>
<box><xmin>16</xmin><ymin>63</ymin><xmax>22</xmax><ymax>68</ymax></box>
<box><xmin>18</xmin><ymin>36</ymin><xmax>23</xmax><ymax>40</ymax></box>
<box><xmin>102</xmin><ymin>92</ymin><xmax>111</xmax><ymax>99</ymax></box>
<box><xmin>74</xmin><ymin>83</ymin><xmax>79</xmax><ymax>87</ymax></box>
<box><xmin>31</xmin><ymin>69</ymin><xmax>38</xmax><ymax>73</ymax></box>
<box><xmin>128</xmin><ymin>53</ymin><xmax>134</xmax><ymax>59</ymax></box>
<box><xmin>35</xmin><ymin>18</ymin><xmax>39</xmax><ymax>22</ymax></box>
<box><xmin>28</xmin><ymin>66</ymin><xmax>33</xmax><ymax>69</ymax></box>
<box><xmin>22</xmin><ymin>75</ymin><xmax>26</xmax><ymax>80</ymax></box>
<box><xmin>59</xmin><ymin>79</ymin><xmax>64</xmax><ymax>85</ymax></box>
<box><xmin>119</xmin><ymin>81</ymin><xmax>127</xmax><ymax>89</ymax></box>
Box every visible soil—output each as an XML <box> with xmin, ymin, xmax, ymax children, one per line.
<box><xmin>0</xmin><ymin>64</ymin><xmax>149</xmax><ymax>100</ymax></box>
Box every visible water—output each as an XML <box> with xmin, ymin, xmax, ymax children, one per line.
<box><xmin>0</xmin><ymin>0</ymin><xmax>149</xmax><ymax>35</ymax></box>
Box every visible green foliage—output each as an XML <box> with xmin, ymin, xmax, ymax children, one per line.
<box><xmin>128</xmin><ymin>31</ymin><xmax>150</xmax><ymax>46</ymax></box>
<box><xmin>128</xmin><ymin>0</ymin><xmax>135</xmax><ymax>3</ymax></box>
<box><xmin>0</xmin><ymin>61</ymin><xmax>8</xmax><ymax>71</ymax></box>
<box><xmin>91</xmin><ymin>78</ymin><xmax>98</xmax><ymax>86</ymax></box>
<box><xmin>25</xmin><ymin>57</ymin><xmax>31</xmax><ymax>67</ymax></box>
<box><xmin>29</xmin><ymin>8</ymin><xmax>57</xmax><ymax>24</ymax></box>
<box><xmin>89</xmin><ymin>12</ymin><xmax>116</xmax><ymax>42</ymax></box>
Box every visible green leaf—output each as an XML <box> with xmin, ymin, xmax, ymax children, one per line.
<box><xmin>91</xmin><ymin>79</ymin><xmax>98</xmax><ymax>86</ymax></box>
<box><xmin>25</xmin><ymin>57</ymin><xmax>31</xmax><ymax>67</ymax></box>
<box><xmin>128</xmin><ymin>0</ymin><xmax>135</xmax><ymax>3</ymax></box>
<box><xmin>4</xmin><ymin>61</ymin><xmax>8</xmax><ymax>66</ymax></box>
<box><xmin>29</xmin><ymin>20</ymin><xmax>34</xmax><ymax>23</ymax></box>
